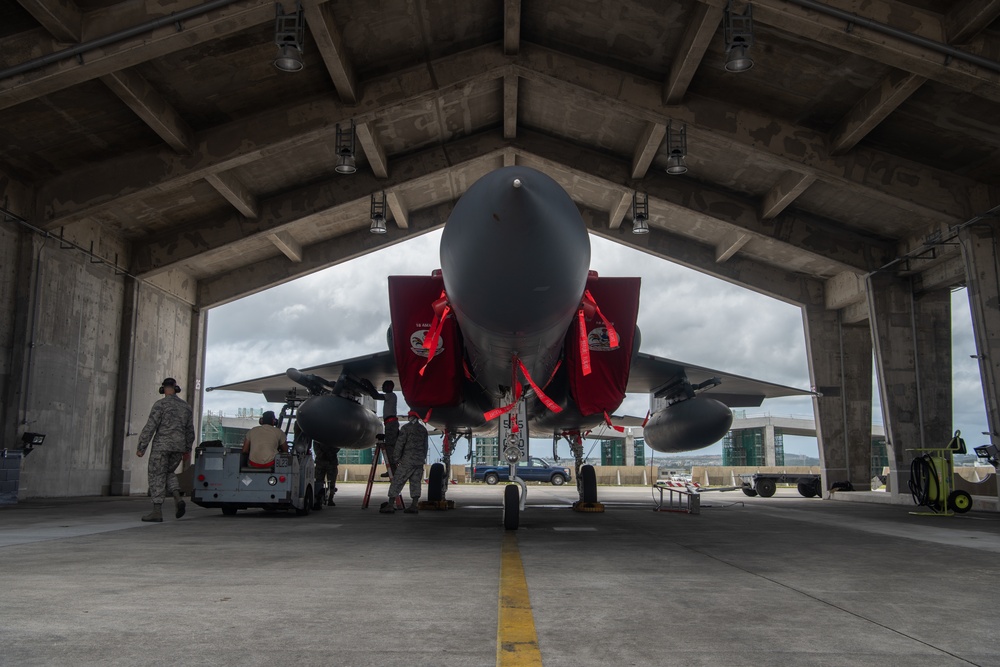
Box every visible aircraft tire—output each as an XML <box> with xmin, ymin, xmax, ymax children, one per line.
<box><xmin>428</xmin><ymin>462</ymin><xmax>446</xmax><ymax>502</ymax></box>
<box><xmin>296</xmin><ymin>486</ymin><xmax>313</xmax><ymax>516</ymax></box>
<box><xmin>503</xmin><ymin>484</ymin><xmax>519</xmax><ymax>530</ymax></box>
<box><xmin>580</xmin><ymin>465</ymin><xmax>598</xmax><ymax>504</ymax></box>
<box><xmin>755</xmin><ymin>478</ymin><xmax>777</xmax><ymax>498</ymax></box>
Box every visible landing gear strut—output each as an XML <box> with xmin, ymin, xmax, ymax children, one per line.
<box><xmin>564</xmin><ymin>431</ymin><xmax>604</xmax><ymax>513</ymax></box>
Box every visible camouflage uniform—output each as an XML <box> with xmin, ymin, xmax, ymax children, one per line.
<box><xmin>137</xmin><ymin>394</ymin><xmax>195</xmax><ymax>505</ymax></box>
<box><xmin>387</xmin><ymin>419</ymin><xmax>429</xmax><ymax>502</ymax></box>
<box><xmin>314</xmin><ymin>443</ymin><xmax>340</xmax><ymax>505</ymax></box>
<box><xmin>380</xmin><ymin>389</ymin><xmax>399</xmax><ymax>469</ymax></box>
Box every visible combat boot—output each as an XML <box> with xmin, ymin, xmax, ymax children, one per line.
<box><xmin>313</xmin><ymin>486</ymin><xmax>325</xmax><ymax>510</ymax></box>
<box><xmin>141</xmin><ymin>504</ymin><xmax>163</xmax><ymax>522</ymax></box>
<box><xmin>379</xmin><ymin>500</ymin><xmax>395</xmax><ymax>514</ymax></box>
<box><xmin>327</xmin><ymin>492</ymin><xmax>336</xmax><ymax>507</ymax></box>
<box><xmin>403</xmin><ymin>498</ymin><xmax>419</xmax><ymax>514</ymax></box>
<box><xmin>172</xmin><ymin>490</ymin><xmax>186</xmax><ymax>518</ymax></box>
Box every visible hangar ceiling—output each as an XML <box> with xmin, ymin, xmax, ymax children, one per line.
<box><xmin>1</xmin><ymin>0</ymin><xmax>998</xmax><ymax>320</ymax></box>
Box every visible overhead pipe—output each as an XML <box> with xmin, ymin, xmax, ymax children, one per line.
<box><xmin>0</xmin><ymin>0</ymin><xmax>243</xmax><ymax>81</ymax></box>
<box><xmin>783</xmin><ymin>0</ymin><xmax>1000</xmax><ymax>74</ymax></box>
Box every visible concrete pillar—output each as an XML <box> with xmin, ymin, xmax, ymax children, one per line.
<box><xmin>1</xmin><ymin>228</ymin><xmax>42</xmax><ymax>451</ymax></box>
<box><xmin>110</xmin><ymin>277</ymin><xmax>139</xmax><ymax>496</ymax></box>
<box><xmin>866</xmin><ymin>273</ymin><xmax>952</xmax><ymax>501</ymax></box>
<box><xmin>803</xmin><ymin>305</ymin><xmax>873</xmax><ymax>490</ymax></box>
<box><xmin>763</xmin><ymin>422</ymin><xmax>776</xmax><ymax>465</ymax></box>
<box><xmin>187</xmin><ymin>307</ymin><xmax>207</xmax><ymax>447</ymax></box>
<box><xmin>958</xmin><ymin>222</ymin><xmax>1000</xmax><ymax>451</ymax></box>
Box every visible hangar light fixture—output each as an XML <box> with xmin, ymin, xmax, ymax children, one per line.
<box><xmin>370</xmin><ymin>191</ymin><xmax>388</xmax><ymax>234</ymax></box>
<box><xmin>665</xmin><ymin>121</ymin><xmax>688</xmax><ymax>175</ymax></box>
<box><xmin>631</xmin><ymin>192</ymin><xmax>650</xmax><ymax>235</ymax></box>
<box><xmin>335</xmin><ymin>121</ymin><xmax>358</xmax><ymax>174</ymax></box>
<box><xmin>724</xmin><ymin>0</ymin><xmax>755</xmax><ymax>72</ymax></box>
<box><xmin>273</xmin><ymin>2</ymin><xmax>305</xmax><ymax>72</ymax></box>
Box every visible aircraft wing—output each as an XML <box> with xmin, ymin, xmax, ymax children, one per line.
<box><xmin>625</xmin><ymin>351</ymin><xmax>812</xmax><ymax>408</ymax></box>
<box><xmin>206</xmin><ymin>350</ymin><xmax>398</xmax><ymax>403</ymax></box>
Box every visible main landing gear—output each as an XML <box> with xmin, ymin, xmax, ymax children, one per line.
<box><xmin>420</xmin><ymin>431</ymin><xmax>463</xmax><ymax>511</ymax></box>
<box><xmin>563</xmin><ymin>431</ymin><xmax>604</xmax><ymax>513</ymax></box>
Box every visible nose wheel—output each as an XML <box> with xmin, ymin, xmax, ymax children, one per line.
<box><xmin>503</xmin><ymin>484</ymin><xmax>519</xmax><ymax>530</ymax></box>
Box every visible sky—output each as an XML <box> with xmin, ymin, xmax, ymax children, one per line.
<box><xmin>201</xmin><ymin>228</ymin><xmax>991</xmax><ymax>463</ymax></box>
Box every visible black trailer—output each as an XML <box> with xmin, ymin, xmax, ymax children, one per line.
<box><xmin>739</xmin><ymin>472</ymin><xmax>822</xmax><ymax>498</ymax></box>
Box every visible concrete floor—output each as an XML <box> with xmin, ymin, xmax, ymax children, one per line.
<box><xmin>2</xmin><ymin>483</ymin><xmax>999</xmax><ymax>667</ymax></box>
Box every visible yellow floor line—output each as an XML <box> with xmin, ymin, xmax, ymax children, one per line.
<box><xmin>497</xmin><ymin>532</ymin><xmax>543</xmax><ymax>667</ymax></box>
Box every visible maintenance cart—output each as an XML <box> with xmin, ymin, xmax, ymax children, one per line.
<box><xmin>191</xmin><ymin>440</ymin><xmax>316</xmax><ymax>516</ymax></box>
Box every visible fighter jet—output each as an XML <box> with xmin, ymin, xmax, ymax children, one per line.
<box><xmin>209</xmin><ymin>166</ymin><xmax>809</xmax><ymax>527</ymax></box>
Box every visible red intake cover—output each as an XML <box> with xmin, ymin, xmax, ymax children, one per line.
<box><xmin>564</xmin><ymin>276</ymin><xmax>640</xmax><ymax>416</ymax></box>
<box><xmin>388</xmin><ymin>275</ymin><xmax>463</xmax><ymax>407</ymax></box>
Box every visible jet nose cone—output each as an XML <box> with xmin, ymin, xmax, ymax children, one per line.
<box><xmin>440</xmin><ymin>166</ymin><xmax>591</xmax><ymax>334</ymax></box>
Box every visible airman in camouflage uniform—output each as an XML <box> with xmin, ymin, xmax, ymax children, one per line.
<box><xmin>380</xmin><ymin>410</ymin><xmax>428</xmax><ymax>514</ymax></box>
<box><xmin>136</xmin><ymin>378</ymin><xmax>195</xmax><ymax>522</ymax></box>
<box><xmin>314</xmin><ymin>443</ymin><xmax>340</xmax><ymax>508</ymax></box>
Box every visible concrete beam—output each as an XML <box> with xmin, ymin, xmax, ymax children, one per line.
<box><xmin>827</xmin><ymin>0</ymin><xmax>1000</xmax><ymax>154</ymax></box>
<box><xmin>759</xmin><ymin>171</ymin><xmax>816</xmax><ymax>220</ymax></box>
<box><xmin>35</xmin><ymin>43</ymin><xmax>512</xmax><ymax>229</ymax></box>
<box><xmin>0</xmin><ymin>0</ymin><xmax>277</xmax><ymax>111</ymax></box>
<box><xmin>825</xmin><ymin>270</ymin><xmax>866</xmax><ymax>310</ymax></box>
<box><xmin>197</xmin><ymin>201</ymin><xmax>451</xmax><ymax>308</ymax></box>
<box><xmin>504</xmin><ymin>0</ymin><xmax>521</xmax><ymax>55</ymax></box>
<box><xmin>204</xmin><ymin>171</ymin><xmax>259</xmax><ymax>219</ymax></box>
<box><xmin>302</xmin><ymin>0</ymin><xmax>358</xmax><ymax>105</ymax></box>
<box><xmin>945</xmin><ymin>0</ymin><xmax>1000</xmax><ymax>43</ymax></box>
<box><xmin>517</xmin><ymin>129</ymin><xmax>894</xmax><ymax>273</ymax></box>
<box><xmin>751</xmin><ymin>0</ymin><xmax>1000</xmax><ymax>103</ymax></box>
<box><xmin>16</xmin><ymin>0</ymin><xmax>82</xmax><ymax>42</ymax></box>
<box><xmin>503</xmin><ymin>74</ymin><xmax>518</xmax><ymax>139</ymax></box>
<box><xmin>356</xmin><ymin>121</ymin><xmax>387</xmax><ymax>179</ymax></box>
<box><xmin>583</xmin><ymin>208</ymin><xmax>825</xmax><ymax>307</ymax></box>
<box><xmin>829</xmin><ymin>71</ymin><xmax>927</xmax><ymax>156</ymax></box>
<box><xmin>131</xmin><ymin>134</ymin><xmax>506</xmax><ymax>276</ymax></box>
<box><xmin>630</xmin><ymin>123</ymin><xmax>665</xmax><ymax>180</ymax></box>
<box><xmin>514</xmin><ymin>43</ymin><xmax>979</xmax><ymax>222</ymax></box>
<box><xmin>100</xmin><ymin>68</ymin><xmax>195</xmax><ymax>153</ymax></box>
<box><xmin>663</xmin><ymin>0</ymin><xmax>726</xmax><ymax>105</ymax></box>
<box><xmin>608</xmin><ymin>190</ymin><xmax>631</xmax><ymax>231</ymax></box>
<box><xmin>715</xmin><ymin>230</ymin><xmax>750</xmax><ymax>263</ymax></box>
<box><xmin>385</xmin><ymin>190</ymin><xmax>408</xmax><ymax>229</ymax></box>
<box><xmin>267</xmin><ymin>230</ymin><xmax>302</xmax><ymax>262</ymax></box>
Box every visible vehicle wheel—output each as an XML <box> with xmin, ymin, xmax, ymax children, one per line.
<box><xmin>797</xmin><ymin>479</ymin><xmax>819</xmax><ymax>498</ymax></box>
<box><xmin>948</xmin><ymin>489</ymin><xmax>973</xmax><ymax>514</ymax></box>
<box><xmin>550</xmin><ymin>473</ymin><xmax>566</xmax><ymax>486</ymax></box>
<box><xmin>428</xmin><ymin>462</ymin><xmax>445</xmax><ymax>502</ymax></box>
<box><xmin>503</xmin><ymin>483</ymin><xmax>519</xmax><ymax>530</ymax></box>
<box><xmin>296</xmin><ymin>486</ymin><xmax>313</xmax><ymax>516</ymax></box>
<box><xmin>485</xmin><ymin>473</ymin><xmax>499</xmax><ymax>485</ymax></box>
<box><xmin>755</xmin><ymin>478</ymin><xmax>777</xmax><ymax>498</ymax></box>
<box><xmin>741</xmin><ymin>487</ymin><xmax>758</xmax><ymax>497</ymax></box>
<box><xmin>221</xmin><ymin>506</ymin><xmax>238</xmax><ymax>516</ymax></box>
<box><xmin>580</xmin><ymin>465</ymin><xmax>598</xmax><ymax>504</ymax></box>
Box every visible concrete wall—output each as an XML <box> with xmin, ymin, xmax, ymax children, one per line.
<box><xmin>1</xmin><ymin>217</ymin><xmax>196</xmax><ymax>498</ymax></box>
<box><xmin>10</xmin><ymin>226</ymin><xmax>128</xmax><ymax>497</ymax></box>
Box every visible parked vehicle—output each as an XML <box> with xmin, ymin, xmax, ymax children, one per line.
<box><xmin>471</xmin><ymin>457</ymin><xmax>572</xmax><ymax>486</ymax></box>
